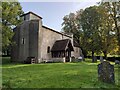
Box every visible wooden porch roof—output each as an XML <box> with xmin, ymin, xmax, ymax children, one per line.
<box><xmin>51</xmin><ymin>39</ymin><xmax>74</xmax><ymax>52</ymax></box>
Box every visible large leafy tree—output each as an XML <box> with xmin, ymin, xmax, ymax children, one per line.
<box><xmin>62</xmin><ymin>3</ymin><xmax>118</xmax><ymax>58</ymax></box>
<box><xmin>81</xmin><ymin>6</ymin><xmax>102</xmax><ymax>61</ymax></box>
<box><xmin>62</xmin><ymin>13</ymin><xmax>78</xmax><ymax>41</ymax></box>
<box><xmin>81</xmin><ymin>5</ymin><xmax>116</xmax><ymax>59</ymax></box>
<box><xmin>101</xmin><ymin>0</ymin><xmax>120</xmax><ymax>54</ymax></box>
<box><xmin>2</xmin><ymin>1</ymin><xmax>24</xmax><ymax>55</ymax></box>
<box><xmin>97</xmin><ymin>5</ymin><xmax>116</xmax><ymax>59</ymax></box>
<box><xmin>62</xmin><ymin>9</ymin><xmax>87</xmax><ymax>56</ymax></box>
<box><xmin>62</xmin><ymin>9</ymin><xmax>83</xmax><ymax>43</ymax></box>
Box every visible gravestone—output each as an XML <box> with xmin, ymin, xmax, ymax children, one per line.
<box><xmin>92</xmin><ymin>56</ymin><xmax>97</xmax><ymax>63</ymax></box>
<box><xmin>78</xmin><ymin>56</ymin><xmax>83</xmax><ymax>62</ymax></box>
<box><xmin>98</xmin><ymin>61</ymin><xmax>115</xmax><ymax>83</ymax></box>
<box><xmin>100</xmin><ymin>56</ymin><xmax>104</xmax><ymax>63</ymax></box>
<box><xmin>115</xmin><ymin>60</ymin><xmax>120</xmax><ymax>65</ymax></box>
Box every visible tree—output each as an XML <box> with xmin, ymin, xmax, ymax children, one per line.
<box><xmin>62</xmin><ymin>9</ymin><xmax>84</xmax><ymax>43</ymax></box>
<box><xmin>97</xmin><ymin>5</ymin><xmax>116</xmax><ymax>59</ymax></box>
<box><xmin>62</xmin><ymin>9</ymin><xmax>87</xmax><ymax>56</ymax></box>
<box><xmin>62</xmin><ymin>13</ymin><xmax>78</xmax><ymax>41</ymax></box>
<box><xmin>62</xmin><ymin>4</ymin><xmax>118</xmax><ymax>58</ymax></box>
<box><xmin>81</xmin><ymin>5</ymin><xmax>117</xmax><ymax>59</ymax></box>
<box><xmin>2</xmin><ymin>1</ymin><xmax>24</xmax><ymax>55</ymax></box>
<box><xmin>81</xmin><ymin>6</ymin><xmax>102</xmax><ymax>61</ymax></box>
<box><xmin>101</xmin><ymin>0</ymin><xmax>120</xmax><ymax>54</ymax></box>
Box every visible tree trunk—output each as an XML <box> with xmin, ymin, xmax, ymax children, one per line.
<box><xmin>103</xmin><ymin>51</ymin><xmax>107</xmax><ymax>60</ymax></box>
<box><xmin>92</xmin><ymin>51</ymin><xmax>94</xmax><ymax>62</ymax></box>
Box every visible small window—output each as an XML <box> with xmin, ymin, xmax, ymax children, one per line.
<box><xmin>22</xmin><ymin>38</ymin><xmax>25</xmax><ymax>44</ymax></box>
<box><xmin>24</xmin><ymin>16</ymin><xmax>26</xmax><ymax>20</ymax></box>
<box><xmin>47</xmin><ymin>46</ymin><xmax>50</xmax><ymax>53</ymax></box>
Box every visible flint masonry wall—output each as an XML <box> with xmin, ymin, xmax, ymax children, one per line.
<box><xmin>12</xmin><ymin>21</ymin><xmax>30</xmax><ymax>62</ymax></box>
<box><xmin>29</xmin><ymin>20</ymin><xmax>39</xmax><ymax>60</ymax></box>
<box><xmin>12</xmin><ymin>20</ymin><xmax>39</xmax><ymax>62</ymax></box>
<box><xmin>11</xmin><ymin>26</ymin><xmax>20</xmax><ymax>61</ymax></box>
<box><xmin>12</xmin><ymin>11</ymin><xmax>42</xmax><ymax>62</ymax></box>
<box><xmin>19</xmin><ymin>21</ymin><xmax>30</xmax><ymax>62</ymax></box>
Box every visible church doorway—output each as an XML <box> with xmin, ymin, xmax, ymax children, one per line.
<box><xmin>51</xmin><ymin>39</ymin><xmax>74</xmax><ymax>62</ymax></box>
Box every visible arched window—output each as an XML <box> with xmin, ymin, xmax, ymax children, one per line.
<box><xmin>47</xmin><ymin>46</ymin><xmax>50</xmax><ymax>53</ymax></box>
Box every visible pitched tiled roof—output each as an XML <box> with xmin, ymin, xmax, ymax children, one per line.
<box><xmin>51</xmin><ymin>39</ymin><xmax>74</xmax><ymax>52</ymax></box>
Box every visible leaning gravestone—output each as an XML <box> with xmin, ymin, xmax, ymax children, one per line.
<box><xmin>98</xmin><ymin>61</ymin><xmax>115</xmax><ymax>83</ymax></box>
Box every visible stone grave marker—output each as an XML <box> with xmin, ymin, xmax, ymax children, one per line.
<box><xmin>115</xmin><ymin>60</ymin><xmax>120</xmax><ymax>65</ymax></box>
<box><xmin>98</xmin><ymin>61</ymin><xmax>115</xmax><ymax>83</ymax></box>
<box><xmin>100</xmin><ymin>56</ymin><xmax>104</xmax><ymax>63</ymax></box>
<box><xmin>92</xmin><ymin>56</ymin><xmax>97</xmax><ymax>63</ymax></box>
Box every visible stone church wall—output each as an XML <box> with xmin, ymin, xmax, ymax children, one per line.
<box><xmin>40</xmin><ymin>26</ymin><xmax>73</xmax><ymax>62</ymax></box>
<box><xmin>11</xmin><ymin>20</ymin><xmax>40</xmax><ymax>62</ymax></box>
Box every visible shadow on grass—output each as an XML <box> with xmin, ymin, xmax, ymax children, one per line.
<box><xmin>2</xmin><ymin>57</ymin><xmax>11</xmax><ymax>65</ymax></box>
<box><xmin>84</xmin><ymin>58</ymin><xmax>101</xmax><ymax>64</ymax></box>
<box><xmin>2</xmin><ymin>57</ymin><xmax>21</xmax><ymax>65</ymax></box>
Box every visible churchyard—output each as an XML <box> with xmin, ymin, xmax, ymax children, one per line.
<box><xmin>2</xmin><ymin>1</ymin><xmax>120</xmax><ymax>89</ymax></box>
<box><xmin>1</xmin><ymin>57</ymin><xmax>120</xmax><ymax>89</ymax></box>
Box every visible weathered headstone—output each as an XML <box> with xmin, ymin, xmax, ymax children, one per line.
<box><xmin>115</xmin><ymin>60</ymin><xmax>120</xmax><ymax>65</ymax></box>
<box><xmin>100</xmin><ymin>56</ymin><xmax>104</xmax><ymax>63</ymax></box>
<box><xmin>92</xmin><ymin>56</ymin><xmax>97</xmax><ymax>63</ymax></box>
<box><xmin>78</xmin><ymin>56</ymin><xmax>83</xmax><ymax>62</ymax></box>
<box><xmin>98</xmin><ymin>61</ymin><xmax>115</xmax><ymax>83</ymax></box>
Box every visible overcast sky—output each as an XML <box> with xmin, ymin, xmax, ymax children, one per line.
<box><xmin>19</xmin><ymin>1</ymin><xmax>100</xmax><ymax>32</ymax></box>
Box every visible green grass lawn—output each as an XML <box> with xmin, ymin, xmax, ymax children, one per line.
<box><xmin>1</xmin><ymin>57</ymin><xmax>120</xmax><ymax>89</ymax></box>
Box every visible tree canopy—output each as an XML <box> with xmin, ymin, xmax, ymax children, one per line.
<box><xmin>101</xmin><ymin>1</ymin><xmax>120</xmax><ymax>54</ymax></box>
<box><xmin>2</xmin><ymin>1</ymin><xmax>24</xmax><ymax>54</ymax></box>
<box><xmin>62</xmin><ymin>1</ymin><xmax>119</xmax><ymax>58</ymax></box>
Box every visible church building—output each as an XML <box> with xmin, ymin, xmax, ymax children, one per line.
<box><xmin>11</xmin><ymin>12</ymin><xmax>83</xmax><ymax>63</ymax></box>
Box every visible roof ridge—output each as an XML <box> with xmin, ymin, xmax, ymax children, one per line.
<box><xmin>21</xmin><ymin>11</ymin><xmax>42</xmax><ymax>19</ymax></box>
<box><xmin>42</xmin><ymin>25</ymin><xmax>72</xmax><ymax>38</ymax></box>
